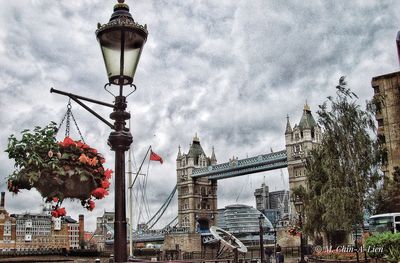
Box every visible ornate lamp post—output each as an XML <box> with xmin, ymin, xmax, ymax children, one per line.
<box><xmin>259</xmin><ymin>214</ymin><xmax>265</xmax><ymax>263</ymax></box>
<box><xmin>51</xmin><ymin>1</ymin><xmax>148</xmax><ymax>262</ymax></box>
<box><xmin>96</xmin><ymin>2</ymin><xmax>147</xmax><ymax>262</ymax></box>
<box><xmin>291</xmin><ymin>195</ymin><xmax>306</xmax><ymax>263</ymax></box>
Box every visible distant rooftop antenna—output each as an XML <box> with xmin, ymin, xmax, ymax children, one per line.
<box><xmin>397</xmin><ymin>31</ymin><xmax>400</xmax><ymax>66</ymax></box>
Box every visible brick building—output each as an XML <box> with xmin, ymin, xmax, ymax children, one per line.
<box><xmin>0</xmin><ymin>192</ymin><xmax>84</xmax><ymax>253</ymax></box>
<box><xmin>15</xmin><ymin>213</ymin><xmax>53</xmax><ymax>251</ymax></box>
<box><xmin>372</xmin><ymin>71</ymin><xmax>400</xmax><ymax>179</ymax></box>
<box><xmin>68</xmin><ymin>217</ymin><xmax>80</xmax><ymax>250</ymax></box>
<box><xmin>0</xmin><ymin>192</ymin><xmax>16</xmax><ymax>252</ymax></box>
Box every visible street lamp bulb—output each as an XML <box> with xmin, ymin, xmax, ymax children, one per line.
<box><xmin>96</xmin><ymin>0</ymin><xmax>148</xmax><ymax>86</ymax></box>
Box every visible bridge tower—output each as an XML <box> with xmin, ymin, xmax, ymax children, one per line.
<box><xmin>285</xmin><ymin>103</ymin><xmax>322</xmax><ymax>191</ymax></box>
<box><xmin>176</xmin><ymin>135</ymin><xmax>218</xmax><ymax>233</ymax></box>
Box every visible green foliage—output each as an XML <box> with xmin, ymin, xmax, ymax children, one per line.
<box><xmin>303</xmin><ymin>77</ymin><xmax>382</xmax><ymax>244</ymax></box>
<box><xmin>5</xmin><ymin>122</ymin><xmax>60</xmax><ymax>190</ymax></box>
<box><xmin>365</xmin><ymin>232</ymin><xmax>400</xmax><ymax>262</ymax></box>
<box><xmin>372</xmin><ymin>167</ymin><xmax>400</xmax><ymax>214</ymax></box>
<box><xmin>5</xmin><ymin>123</ymin><xmax>108</xmax><ymax>201</ymax></box>
<box><xmin>313</xmin><ymin>251</ymin><xmax>366</xmax><ymax>260</ymax></box>
<box><xmin>388</xmin><ymin>246</ymin><xmax>400</xmax><ymax>263</ymax></box>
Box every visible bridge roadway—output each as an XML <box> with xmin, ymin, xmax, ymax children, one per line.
<box><xmin>191</xmin><ymin>150</ymin><xmax>288</xmax><ymax>180</ymax></box>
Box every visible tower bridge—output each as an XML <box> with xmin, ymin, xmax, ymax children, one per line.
<box><xmin>106</xmin><ymin>104</ymin><xmax>322</xmax><ymax>253</ymax></box>
<box><xmin>174</xmin><ymin>103</ymin><xmax>321</xmax><ymax>238</ymax></box>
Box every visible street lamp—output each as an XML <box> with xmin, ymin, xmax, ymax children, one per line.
<box><xmin>96</xmin><ymin>2</ymin><xmax>147</xmax><ymax>262</ymax></box>
<box><xmin>291</xmin><ymin>195</ymin><xmax>306</xmax><ymax>263</ymax></box>
<box><xmin>96</xmin><ymin>0</ymin><xmax>147</xmax><ymax>86</ymax></box>
<box><xmin>259</xmin><ymin>214</ymin><xmax>265</xmax><ymax>263</ymax></box>
<box><xmin>51</xmin><ymin>1</ymin><xmax>148</xmax><ymax>262</ymax></box>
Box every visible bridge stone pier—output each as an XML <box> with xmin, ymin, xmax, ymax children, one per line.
<box><xmin>285</xmin><ymin>103</ymin><xmax>322</xmax><ymax>191</ymax></box>
<box><xmin>176</xmin><ymin>134</ymin><xmax>218</xmax><ymax>234</ymax></box>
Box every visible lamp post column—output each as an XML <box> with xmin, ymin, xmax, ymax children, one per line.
<box><xmin>108</xmin><ymin>95</ymin><xmax>133</xmax><ymax>262</ymax></box>
<box><xmin>299</xmin><ymin>212</ymin><xmax>306</xmax><ymax>263</ymax></box>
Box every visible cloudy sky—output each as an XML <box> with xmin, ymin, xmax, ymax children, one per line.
<box><xmin>0</xmin><ymin>0</ymin><xmax>399</xmax><ymax>232</ymax></box>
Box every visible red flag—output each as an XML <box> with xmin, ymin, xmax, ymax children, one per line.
<box><xmin>150</xmin><ymin>150</ymin><xmax>163</xmax><ymax>164</ymax></box>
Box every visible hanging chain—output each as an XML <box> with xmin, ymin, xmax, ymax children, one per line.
<box><xmin>57</xmin><ymin>99</ymin><xmax>86</xmax><ymax>143</ymax></box>
<box><xmin>69</xmin><ymin>110</ymin><xmax>85</xmax><ymax>144</ymax></box>
<box><xmin>65</xmin><ymin>102</ymin><xmax>72</xmax><ymax>138</ymax></box>
<box><xmin>57</xmin><ymin>100</ymin><xmax>71</xmax><ymax>135</ymax></box>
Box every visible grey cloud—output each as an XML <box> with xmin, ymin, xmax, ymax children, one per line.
<box><xmin>1</xmin><ymin>0</ymin><xmax>399</xmax><ymax>231</ymax></box>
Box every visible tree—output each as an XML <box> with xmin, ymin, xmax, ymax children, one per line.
<box><xmin>373</xmin><ymin>166</ymin><xmax>400</xmax><ymax>214</ymax></box>
<box><xmin>301</xmin><ymin>77</ymin><xmax>381</xmax><ymax>245</ymax></box>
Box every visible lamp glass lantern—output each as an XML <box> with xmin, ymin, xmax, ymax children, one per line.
<box><xmin>291</xmin><ymin>195</ymin><xmax>304</xmax><ymax>213</ymax></box>
<box><xmin>96</xmin><ymin>1</ymin><xmax>148</xmax><ymax>86</ymax></box>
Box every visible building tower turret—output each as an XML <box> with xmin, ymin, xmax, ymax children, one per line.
<box><xmin>286</xmin><ymin>103</ymin><xmax>321</xmax><ymax>191</ymax></box>
<box><xmin>176</xmin><ymin>135</ymin><xmax>218</xmax><ymax>233</ymax></box>
<box><xmin>210</xmin><ymin>146</ymin><xmax>217</xmax><ymax>165</ymax></box>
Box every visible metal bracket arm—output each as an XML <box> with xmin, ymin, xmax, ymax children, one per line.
<box><xmin>50</xmin><ymin>88</ymin><xmax>115</xmax><ymax>130</ymax></box>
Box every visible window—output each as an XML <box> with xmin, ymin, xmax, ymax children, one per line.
<box><xmin>295</xmin><ymin>145</ymin><xmax>300</xmax><ymax>153</ymax></box>
<box><xmin>373</xmin><ymin>85</ymin><xmax>380</xmax><ymax>94</ymax></box>
<box><xmin>375</xmin><ymin>101</ymin><xmax>382</xmax><ymax>113</ymax></box>
<box><xmin>4</xmin><ymin>221</ymin><xmax>11</xmax><ymax>236</ymax></box>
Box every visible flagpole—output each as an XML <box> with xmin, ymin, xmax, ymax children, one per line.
<box><xmin>128</xmin><ymin>145</ymin><xmax>152</xmax><ymax>258</ymax></box>
<box><xmin>129</xmin><ymin>146</ymin><xmax>152</xmax><ymax>189</ymax></box>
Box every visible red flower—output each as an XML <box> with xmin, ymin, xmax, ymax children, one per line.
<box><xmin>88</xmin><ymin>200</ymin><xmax>95</xmax><ymax>211</ymax></box>
<box><xmin>91</xmin><ymin>188</ymin><xmax>109</xmax><ymax>199</ymax></box>
<box><xmin>8</xmin><ymin>181</ymin><xmax>19</xmax><ymax>194</ymax></box>
<box><xmin>104</xmin><ymin>169</ymin><xmax>113</xmax><ymax>179</ymax></box>
<box><xmin>90</xmin><ymin>148</ymin><xmax>98</xmax><ymax>154</ymax></box>
<box><xmin>7</xmin><ymin>180</ymin><xmax>13</xmax><ymax>190</ymax></box>
<box><xmin>101</xmin><ymin>180</ymin><xmax>110</xmax><ymax>189</ymax></box>
<box><xmin>51</xmin><ymin>211</ymin><xmax>59</xmax><ymax>218</ymax></box>
<box><xmin>60</xmin><ymin>137</ymin><xmax>75</xmax><ymax>147</ymax></box>
<box><xmin>56</xmin><ymin>207</ymin><xmax>66</xmax><ymax>217</ymax></box>
<box><xmin>76</xmin><ymin>141</ymin><xmax>84</xmax><ymax>148</ymax></box>
<box><xmin>53</xmin><ymin>197</ymin><xmax>59</xmax><ymax>203</ymax></box>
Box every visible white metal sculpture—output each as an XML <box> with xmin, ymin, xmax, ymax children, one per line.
<box><xmin>209</xmin><ymin>226</ymin><xmax>248</xmax><ymax>259</ymax></box>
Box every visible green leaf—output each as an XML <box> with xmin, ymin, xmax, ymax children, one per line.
<box><xmin>80</xmin><ymin>175</ymin><xmax>89</xmax><ymax>182</ymax></box>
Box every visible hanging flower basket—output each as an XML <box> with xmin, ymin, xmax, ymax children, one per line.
<box><xmin>6</xmin><ymin>122</ymin><xmax>112</xmax><ymax>217</ymax></box>
<box><xmin>288</xmin><ymin>224</ymin><xmax>302</xmax><ymax>236</ymax></box>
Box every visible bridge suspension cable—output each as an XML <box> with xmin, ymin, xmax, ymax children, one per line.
<box><xmin>162</xmin><ymin>215</ymin><xmax>178</xmax><ymax>230</ymax></box>
<box><xmin>146</xmin><ymin>184</ymin><xmax>177</xmax><ymax>229</ymax></box>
